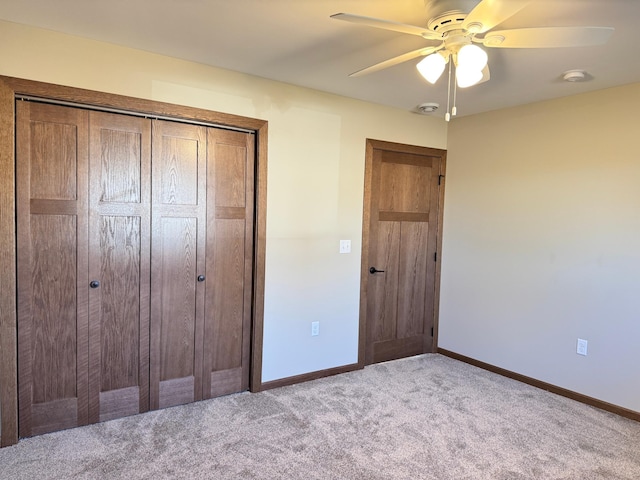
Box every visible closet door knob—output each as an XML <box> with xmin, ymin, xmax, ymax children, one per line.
<box><xmin>90</xmin><ymin>280</ymin><xmax>100</xmax><ymax>288</ymax></box>
<box><xmin>197</xmin><ymin>275</ymin><xmax>206</xmax><ymax>282</ymax></box>
<box><xmin>369</xmin><ymin>267</ymin><xmax>385</xmax><ymax>274</ymax></box>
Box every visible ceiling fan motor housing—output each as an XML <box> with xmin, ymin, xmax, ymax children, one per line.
<box><xmin>424</xmin><ymin>0</ymin><xmax>479</xmax><ymax>33</ymax></box>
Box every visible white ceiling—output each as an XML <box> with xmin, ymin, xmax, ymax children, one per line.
<box><xmin>1</xmin><ymin>0</ymin><xmax>639</xmax><ymax>118</ymax></box>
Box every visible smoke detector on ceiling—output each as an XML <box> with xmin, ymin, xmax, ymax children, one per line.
<box><xmin>417</xmin><ymin>102</ymin><xmax>440</xmax><ymax>114</ymax></box>
<box><xmin>562</xmin><ymin>70</ymin><xmax>588</xmax><ymax>82</ymax></box>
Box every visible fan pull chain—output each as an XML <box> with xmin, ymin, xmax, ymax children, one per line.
<box><xmin>452</xmin><ymin>64</ymin><xmax>458</xmax><ymax>117</ymax></box>
<box><xmin>445</xmin><ymin>59</ymin><xmax>452</xmax><ymax>122</ymax></box>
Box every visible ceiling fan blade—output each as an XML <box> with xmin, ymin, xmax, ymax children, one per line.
<box><xmin>482</xmin><ymin>26</ymin><xmax>615</xmax><ymax>48</ymax></box>
<box><xmin>462</xmin><ymin>0</ymin><xmax>530</xmax><ymax>34</ymax></box>
<box><xmin>349</xmin><ymin>46</ymin><xmax>443</xmax><ymax>77</ymax></box>
<box><xmin>331</xmin><ymin>13</ymin><xmax>441</xmax><ymax>40</ymax></box>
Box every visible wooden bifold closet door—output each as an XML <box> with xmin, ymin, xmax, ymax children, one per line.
<box><xmin>150</xmin><ymin>121</ymin><xmax>254</xmax><ymax>408</ymax></box>
<box><xmin>16</xmin><ymin>102</ymin><xmax>255</xmax><ymax>437</ymax></box>
<box><xmin>87</xmin><ymin>112</ymin><xmax>152</xmax><ymax>424</ymax></box>
<box><xmin>203</xmin><ymin>128</ymin><xmax>255</xmax><ymax>399</ymax></box>
<box><xmin>16</xmin><ymin>102</ymin><xmax>91</xmax><ymax>437</ymax></box>
<box><xmin>150</xmin><ymin>120</ymin><xmax>207</xmax><ymax>409</ymax></box>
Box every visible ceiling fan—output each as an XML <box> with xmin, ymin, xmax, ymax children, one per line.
<box><xmin>331</xmin><ymin>0</ymin><xmax>614</xmax><ymax>119</ymax></box>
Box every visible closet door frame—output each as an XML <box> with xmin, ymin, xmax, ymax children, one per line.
<box><xmin>0</xmin><ymin>76</ymin><xmax>269</xmax><ymax>447</ymax></box>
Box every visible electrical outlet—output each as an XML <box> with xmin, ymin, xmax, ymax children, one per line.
<box><xmin>311</xmin><ymin>321</ymin><xmax>320</xmax><ymax>336</ymax></box>
<box><xmin>577</xmin><ymin>338</ymin><xmax>588</xmax><ymax>356</ymax></box>
<box><xmin>339</xmin><ymin>240</ymin><xmax>351</xmax><ymax>254</ymax></box>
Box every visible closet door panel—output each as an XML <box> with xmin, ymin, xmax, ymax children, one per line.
<box><xmin>92</xmin><ymin>214</ymin><xmax>146</xmax><ymax>422</ymax></box>
<box><xmin>98</xmin><ymin>215</ymin><xmax>142</xmax><ymax>390</ymax></box>
<box><xmin>207</xmin><ymin>219</ymin><xmax>245</xmax><ymax>396</ymax></box>
<box><xmin>29</xmin><ymin>215</ymin><xmax>80</xmax><ymax>434</ymax></box>
<box><xmin>204</xmin><ymin>129</ymin><xmax>254</xmax><ymax>398</ymax></box>
<box><xmin>151</xmin><ymin>120</ymin><xmax>206</xmax><ymax>410</ymax></box>
<box><xmin>28</xmin><ymin>121</ymin><xmax>77</xmax><ymax>200</ymax></box>
<box><xmin>17</xmin><ymin>102</ymin><xmax>89</xmax><ymax>437</ymax></box>
<box><xmin>30</xmin><ymin>215</ymin><xmax>78</xmax><ymax>403</ymax></box>
<box><xmin>212</xmin><ymin>141</ymin><xmax>246</xmax><ymax>208</ymax></box>
<box><xmin>159</xmin><ymin>136</ymin><xmax>199</xmax><ymax>205</ymax></box>
<box><xmin>88</xmin><ymin>112</ymin><xmax>151</xmax><ymax>423</ymax></box>
<box><xmin>98</xmin><ymin>129</ymin><xmax>142</xmax><ymax>203</ymax></box>
<box><xmin>158</xmin><ymin>217</ymin><xmax>197</xmax><ymax>381</ymax></box>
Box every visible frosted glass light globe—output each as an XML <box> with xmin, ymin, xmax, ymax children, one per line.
<box><xmin>417</xmin><ymin>53</ymin><xmax>447</xmax><ymax>84</ymax></box>
<box><xmin>457</xmin><ymin>44</ymin><xmax>488</xmax><ymax>71</ymax></box>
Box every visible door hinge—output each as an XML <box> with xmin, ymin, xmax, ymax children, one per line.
<box><xmin>438</xmin><ymin>174</ymin><xmax>445</xmax><ymax>186</ymax></box>
<box><xmin>431</xmin><ymin>327</ymin><xmax>434</xmax><ymax>337</ymax></box>
<box><xmin>434</xmin><ymin>251</ymin><xmax>437</xmax><ymax>262</ymax></box>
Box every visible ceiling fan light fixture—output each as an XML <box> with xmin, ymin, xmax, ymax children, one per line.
<box><xmin>457</xmin><ymin>44</ymin><xmax>488</xmax><ymax>71</ymax></box>
<box><xmin>332</xmin><ymin>0</ymin><xmax>615</xmax><ymax>122</ymax></box>
<box><xmin>417</xmin><ymin>52</ymin><xmax>448</xmax><ymax>84</ymax></box>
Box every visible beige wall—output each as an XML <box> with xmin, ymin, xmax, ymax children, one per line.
<box><xmin>440</xmin><ymin>83</ymin><xmax>640</xmax><ymax>411</ymax></box>
<box><xmin>0</xmin><ymin>20</ymin><xmax>447</xmax><ymax>386</ymax></box>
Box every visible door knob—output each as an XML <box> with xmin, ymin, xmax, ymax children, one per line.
<box><xmin>369</xmin><ymin>267</ymin><xmax>385</xmax><ymax>274</ymax></box>
<box><xmin>89</xmin><ymin>280</ymin><xmax>100</xmax><ymax>288</ymax></box>
<box><xmin>197</xmin><ymin>275</ymin><xmax>206</xmax><ymax>282</ymax></box>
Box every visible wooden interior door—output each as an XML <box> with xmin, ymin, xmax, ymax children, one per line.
<box><xmin>150</xmin><ymin>120</ymin><xmax>207</xmax><ymax>410</ymax></box>
<box><xmin>361</xmin><ymin>139</ymin><xmax>445</xmax><ymax>365</ymax></box>
<box><xmin>203</xmin><ymin>129</ymin><xmax>254</xmax><ymax>398</ymax></box>
<box><xmin>16</xmin><ymin>102</ymin><xmax>90</xmax><ymax>437</ymax></box>
<box><xmin>87</xmin><ymin>111</ymin><xmax>151</xmax><ymax>423</ymax></box>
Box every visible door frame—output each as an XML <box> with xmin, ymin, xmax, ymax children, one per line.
<box><xmin>358</xmin><ymin>139</ymin><xmax>447</xmax><ymax>367</ymax></box>
<box><xmin>0</xmin><ymin>76</ymin><xmax>269</xmax><ymax>447</ymax></box>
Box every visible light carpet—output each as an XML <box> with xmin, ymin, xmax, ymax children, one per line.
<box><xmin>1</xmin><ymin>354</ymin><xmax>638</xmax><ymax>479</ymax></box>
